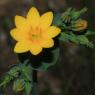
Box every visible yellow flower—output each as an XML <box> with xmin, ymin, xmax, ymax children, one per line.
<box><xmin>10</xmin><ymin>7</ymin><xmax>61</xmax><ymax>55</ymax></box>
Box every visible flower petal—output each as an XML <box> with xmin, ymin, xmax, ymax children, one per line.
<box><xmin>14</xmin><ymin>42</ymin><xmax>30</xmax><ymax>53</ymax></box>
<box><xmin>10</xmin><ymin>28</ymin><xmax>19</xmax><ymax>41</ymax></box>
<box><xmin>27</xmin><ymin>7</ymin><xmax>40</xmax><ymax>28</ymax></box>
<box><xmin>15</xmin><ymin>15</ymin><xmax>26</xmax><ymax>29</ymax></box>
<box><xmin>43</xmin><ymin>26</ymin><xmax>61</xmax><ymax>38</ymax></box>
<box><xmin>40</xmin><ymin>12</ymin><xmax>53</xmax><ymax>30</ymax></box>
<box><xmin>40</xmin><ymin>38</ymin><xmax>54</xmax><ymax>48</ymax></box>
<box><xmin>30</xmin><ymin>44</ymin><xmax>42</xmax><ymax>55</ymax></box>
<box><xmin>10</xmin><ymin>28</ymin><xmax>28</xmax><ymax>41</ymax></box>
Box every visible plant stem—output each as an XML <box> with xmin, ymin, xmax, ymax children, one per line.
<box><xmin>32</xmin><ymin>70</ymin><xmax>38</xmax><ymax>95</ymax></box>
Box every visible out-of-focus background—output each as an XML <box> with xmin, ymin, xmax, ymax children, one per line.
<box><xmin>0</xmin><ymin>0</ymin><xmax>95</xmax><ymax>95</ymax></box>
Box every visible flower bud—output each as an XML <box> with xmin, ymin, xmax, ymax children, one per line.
<box><xmin>72</xmin><ymin>19</ymin><xmax>88</xmax><ymax>31</ymax></box>
<box><xmin>13</xmin><ymin>79</ymin><xmax>25</xmax><ymax>92</ymax></box>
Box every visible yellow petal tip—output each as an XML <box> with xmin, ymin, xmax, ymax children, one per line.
<box><xmin>47</xmin><ymin>11</ymin><xmax>53</xmax><ymax>19</ymax></box>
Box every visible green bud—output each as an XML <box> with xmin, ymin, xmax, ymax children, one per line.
<box><xmin>13</xmin><ymin>79</ymin><xmax>25</xmax><ymax>92</ymax></box>
<box><xmin>71</xmin><ymin>19</ymin><xmax>88</xmax><ymax>31</ymax></box>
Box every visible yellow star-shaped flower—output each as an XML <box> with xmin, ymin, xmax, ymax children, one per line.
<box><xmin>10</xmin><ymin>7</ymin><xmax>61</xmax><ymax>55</ymax></box>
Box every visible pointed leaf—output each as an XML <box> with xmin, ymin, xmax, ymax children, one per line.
<box><xmin>25</xmin><ymin>82</ymin><xmax>32</xmax><ymax>95</ymax></box>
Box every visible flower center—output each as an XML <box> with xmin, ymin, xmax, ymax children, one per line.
<box><xmin>29</xmin><ymin>27</ymin><xmax>42</xmax><ymax>42</ymax></box>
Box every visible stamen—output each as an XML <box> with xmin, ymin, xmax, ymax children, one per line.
<box><xmin>28</xmin><ymin>26</ymin><xmax>42</xmax><ymax>42</ymax></box>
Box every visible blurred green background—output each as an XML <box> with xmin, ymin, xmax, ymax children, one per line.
<box><xmin>0</xmin><ymin>0</ymin><xmax>95</xmax><ymax>95</ymax></box>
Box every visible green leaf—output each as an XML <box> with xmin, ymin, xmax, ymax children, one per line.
<box><xmin>77</xmin><ymin>35</ymin><xmax>94</xmax><ymax>48</ymax></box>
<box><xmin>21</xmin><ymin>64</ymin><xmax>32</xmax><ymax>82</ymax></box>
<box><xmin>59</xmin><ymin>32</ymin><xmax>71</xmax><ymax>42</ymax></box>
<box><xmin>25</xmin><ymin>82</ymin><xmax>32</xmax><ymax>95</ymax></box>
<box><xmin>85</xmin><ymin>30</ymin><xmax>95</xmax><ymax>36</ymax></box>
<box><xmin>59</xmin><ymin>32</ymin><xmax>94</xmax><ymax>48</ymax></box>
<box><xmin>69</xmin><ymin>33</ymin><xmax>79</xmax><ymax>43</ymax></box>
<box><xmin>0</xmin><ymin>60</ymin><xmax>33</xmax><ymax>94</ymax></box>
<box><xmin>8</xmin><ymin>67</ymin><xmax>20</xmax><ymax>78</ymax></box>
<box><xmin>59</xmin><ymin>32</ymin><xmax>79</xmax><ymax>43</ymax></box>
<box><xmin>71</xmin><ymin>7</ymin><xmax>87</xmax><ymax>20</ymax></box>
<box><xmin>0</xmin><ymin>74</ymin><xmax>13</xmax><ymax>88</ymax></box>
<box><xmin>36</xmin><ymin>47</ymin><xmax>59</xmax><ymax>71</ymax></box>
<box><xmin>0</xmin><ymin>68</ymin><xmax>20</xmax><ymax>89</ymax></box>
